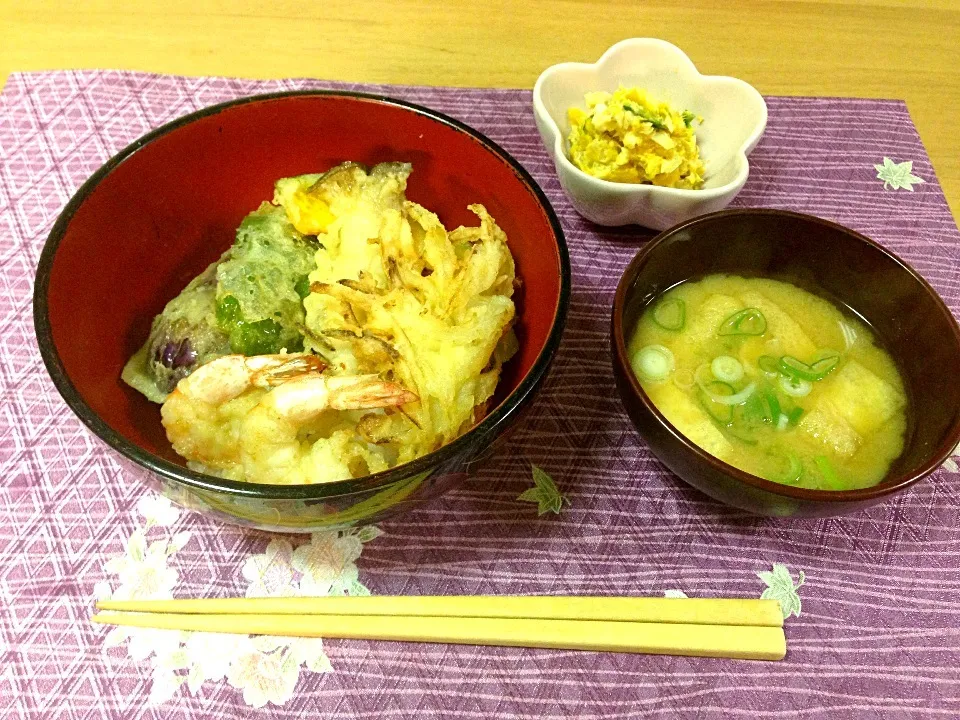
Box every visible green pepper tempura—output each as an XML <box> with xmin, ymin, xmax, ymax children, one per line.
<box><xmin>122</xmin><ymin>202</ymin><xmax>318</xmax><ymax>403</ymax></box>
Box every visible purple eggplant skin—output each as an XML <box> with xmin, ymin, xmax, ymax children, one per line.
<box><xmin>156</xmin><ymin>338</ymin><xmax>198</xmax><ymax>370</ymax></box>
<box><xmin>123</xmin><ymin>197</ymin><xmax>319</xmax><ymax>403</ymax></box>
<box><xmin>123</xmin><ymin>258</ymin><xmax>232</xmax><ymax>402</ymax></box>
<box><xmin>173</xmin><ymin>339</ymin><xmax>198</xmax><ymax>368</ymax></box>
<box><xmin>158</xmin><ymin>341</ymin><xmax>178</xmax><ymax>368</ymax></box>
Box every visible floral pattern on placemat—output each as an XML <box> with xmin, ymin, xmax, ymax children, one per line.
<box><xmin>2</xmin><ymin>71</ymin><xmax>960</xmax><ymax>718</ymax></box>
<box><xmin>93</xmin><ymin>493</ymin><xmax>806</xmax><ymax>708</ymax></box>
<box><xmin>96</xmin><ymin>495</ymin><xmax>380</xmax><ymax>707</ymax></box>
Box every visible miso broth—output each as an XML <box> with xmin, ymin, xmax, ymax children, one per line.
<box><xmin>628</xmin><ymin>275</ymin><xmax>908</xmax><ymax>491</ymax></box>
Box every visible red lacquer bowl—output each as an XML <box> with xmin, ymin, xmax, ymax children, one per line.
<box><xmin>34</xmin><ymin>92</ymin><xmax>570</xmax><ymax>531</ymax></box>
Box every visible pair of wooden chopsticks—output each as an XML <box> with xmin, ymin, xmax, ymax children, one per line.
<box><xmin>93</xmin><ymin>596</ymin><xmax>786</xmax><ymax>661</ymax></box>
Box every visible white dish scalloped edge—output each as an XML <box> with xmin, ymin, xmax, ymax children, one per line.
<box><xmin>533</xmin><ymin>38</ymin><xmax>768</xmax><ymax>230</ymax></box>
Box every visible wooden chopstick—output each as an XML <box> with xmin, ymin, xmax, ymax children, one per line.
<box><xmin>91</xmin><ymin>611</ymin><xmax>786</xmax><ymax>661</ymax></box>
<box><xmin>95</xmin><ymin>596</ymin><xmax>783</xmax><ymax>628</ymax></box>
<box><xmin>92</xmin><ymin>596</ymin><xmax>786</xmax><ymax>660</ymax></box>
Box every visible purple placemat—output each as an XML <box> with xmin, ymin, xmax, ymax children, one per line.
<box><xmin>2</xmin><ymin>70</ymin><xmax>959</xmax><ymax>718</ymax></box>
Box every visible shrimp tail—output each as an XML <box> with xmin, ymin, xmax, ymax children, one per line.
<box><xmin>263</xmin><ymin>374</ymin><xmax>417</xmax><ymax>423</ymax></box>
<box><xmin>175</xmin><ymin>353</ymin><xmax>327</xmax><ymax>405</ymax></box>
<box><xmin>325</xmin><ymin>374</ymin><xmax>418</xmax><ymax>410</ymax></box>
<box><xmin>249</xmin><ymin>354</ymin><xmax>327</xmax><ymax>387</ymax></box>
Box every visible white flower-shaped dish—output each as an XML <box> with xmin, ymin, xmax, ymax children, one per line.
<box><xmin>533</xmin><ymin>38</ymin><xmax>767</xmax><ymax>230</ymax></box>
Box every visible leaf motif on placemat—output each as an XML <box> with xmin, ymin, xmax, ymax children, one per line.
<box><xmin>96</xmin><ymin>492</ymin><xmax>377</xmax><ymax>708</ymax></box>
<box><xmin>517</xmin><ymin>465</ymin><xmax>570</xmax><ymax>516</ymax></box>
<box><xmin>672</xmin><ymin>566</ymin><xmax>806</xmax><ymax>617</ymax></box>
<box><xmin>875</xmin><ymin>157</ymin><xmax>925</xmax><ymax>191</ymax></box>
<box><xmin>757</xmin><ymin>563</ymin><xmax>806</xmax><ymax>619</ymax></box>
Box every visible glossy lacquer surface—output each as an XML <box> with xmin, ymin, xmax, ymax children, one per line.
<box><xmin>34</xmin><ymin>92</ymin><xmax>570</xmax><ymax>531</ymax></box>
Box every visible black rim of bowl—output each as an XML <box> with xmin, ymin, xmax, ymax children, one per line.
<box><xmin>613</xmin><ymin>207</ymin><xmax>960</xmax><ymax>505</ymax></box>
<box><xmin>34</xmin><ymin>89</ymin><xmax>572</xmax><ymax>501</ymax></box>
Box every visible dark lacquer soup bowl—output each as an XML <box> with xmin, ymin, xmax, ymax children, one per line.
<box><xmin>34</xmin><ymin>91</ymin><xmax>570</xmax><ymax>532</ymax></box>
<box><xmin>611</xmin><ymin>209</ymin><xmax>960</xmax><ymax>517</ymax></box>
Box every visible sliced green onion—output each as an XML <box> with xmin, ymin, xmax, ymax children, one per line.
<box><xmin>707</xmin><ymin>382</ymin><xmax>756</xmax><ymax>406</ymax></box>
<box><xmin>699</xmin><ymin>381</ymin><xmax>735</xmax><ymax>424</ymax></box>
<box><xmin>763</xmin><ymin>389</ymin><xmax>781</xmax><ymax>423</ymax></box>
<box><xmin>652</xmin><ymin>297</ymin><xmax>686</xmax><ymax>331</ymax></box>
<box><xmin>810</xmin><ymin>352</ymin><xmax>841</xmax><ymax>377</ymax></box>
<box><xmin>776</xmin><ymin>413</ymin><xmax>790</xmax><ymax>431</ymax></box>
<box><xmin>779</xmin><ymin>356</ymin><xmax>811</xmax><ymax>379</ymax></box>
<box><xmin>711</xmin><ymin>355</ymin><xmax>744</xmax><ymax>383</ymax></box>
<box><xmin>724</xmin><ymin>424</ymin><xmax>759</xmax><ymax>445</ymax></box>
<box><xmin>787</xmin><ymin>406</ymin><xmax>805</xmax><ymax>425</ymax></box>
<box><xmin>695</xmin><ymin>361</ymin><xmax>757</xmax><ymax>406</ymax></box>
<box><xmin>728</xmin><ymin>403</ymin><xmax>762</xmax><ymax>444</ymax></box>
<box><xmin>631</xmin><ymin>344</ymin><xmax>675</xmax><ymax>383</ymax></box>
<box><xmin>741</xmin><ymin>393</ymin><xmax>767</xmax><ymax>424</ymax></box>
<box><xmin>779</xmin><ymin>352</ymin><xmax>841</xmax><ymax>382</ymax></box>
<box><xmin>718</xmin><ymin>308</ymin><xmax>767</xmax><ymax>337</ymax></box>
<box><xmin>694</xmin><ymin>362</ymin><xmax>714</xmax><ymax>387</ymax></box>
<box><xmin>779</xmin><ymin>375</ymin><xmax>812</xmax><ymax>398</ymax></box>
<box><xmin>814</xmin><ymin>455</ymin><xmax>845</xmax><ymax>490</ymax></box>
<box><xmin>673</xmin><ymin>368</ymin><xmax>696</xmax><ymax>390</ymax></box>
<box><xmin>704</xmin><ymin>379</ymin><xmax>735</xmax><ymax>397</ymax></box>
<box><xmin>769</xmin><ymin>452</ymin><xmax>803</xmax><ymax>485</ymax></box>
<box><xmin>758</xmin><ymin>355</ymin><xmax>781</xmax><ymax>375</ymax></box>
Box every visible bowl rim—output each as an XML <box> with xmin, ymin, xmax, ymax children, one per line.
<box><xmin>33</xmin><ymin>89</ymin><xmax>572</xmax><ymax>501</ymax></box>
<box><xmin>532</xmin><ymin>37</ymin><xmax>768</xmax><ymax>199</ymax></box>
<box><xmin>611</xmin><ymin>207</ymin><xmax>960</xmax><ymax>504</ymax></box>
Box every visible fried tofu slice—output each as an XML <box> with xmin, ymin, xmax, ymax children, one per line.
<box><xmin>738</xmin><ymin>291</ymin><xmax>818</xmax><ymax>359</ymax></box>
<box><xmin>817</xmin><ymin>360</ymin><xmax>906</xmax><ymax>436</ymax></box>
<box><xmin>649</xmin><ymin>382</ymin><xmax>734</xmax><ymax>460</ymax></box>
<box><xmin>670</xmin><ymin>294</ymin><xmax>742</xmax><ymax>367</ymax></box>
<box><xmin>797</xmin><ymin>405</ymin><xmax>863</xmax><ymax>458</ymax></box>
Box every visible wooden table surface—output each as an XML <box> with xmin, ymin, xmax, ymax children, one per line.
<box><xmin>2</xmin><ymin>0</ymin><xmax>958</xmax><ymax>221</ymax></box>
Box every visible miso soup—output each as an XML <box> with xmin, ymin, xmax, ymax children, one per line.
<box><xmin>628</xmin><ymin>274</ymin><xmax>908</xmax><ymax>491</ymax></box>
